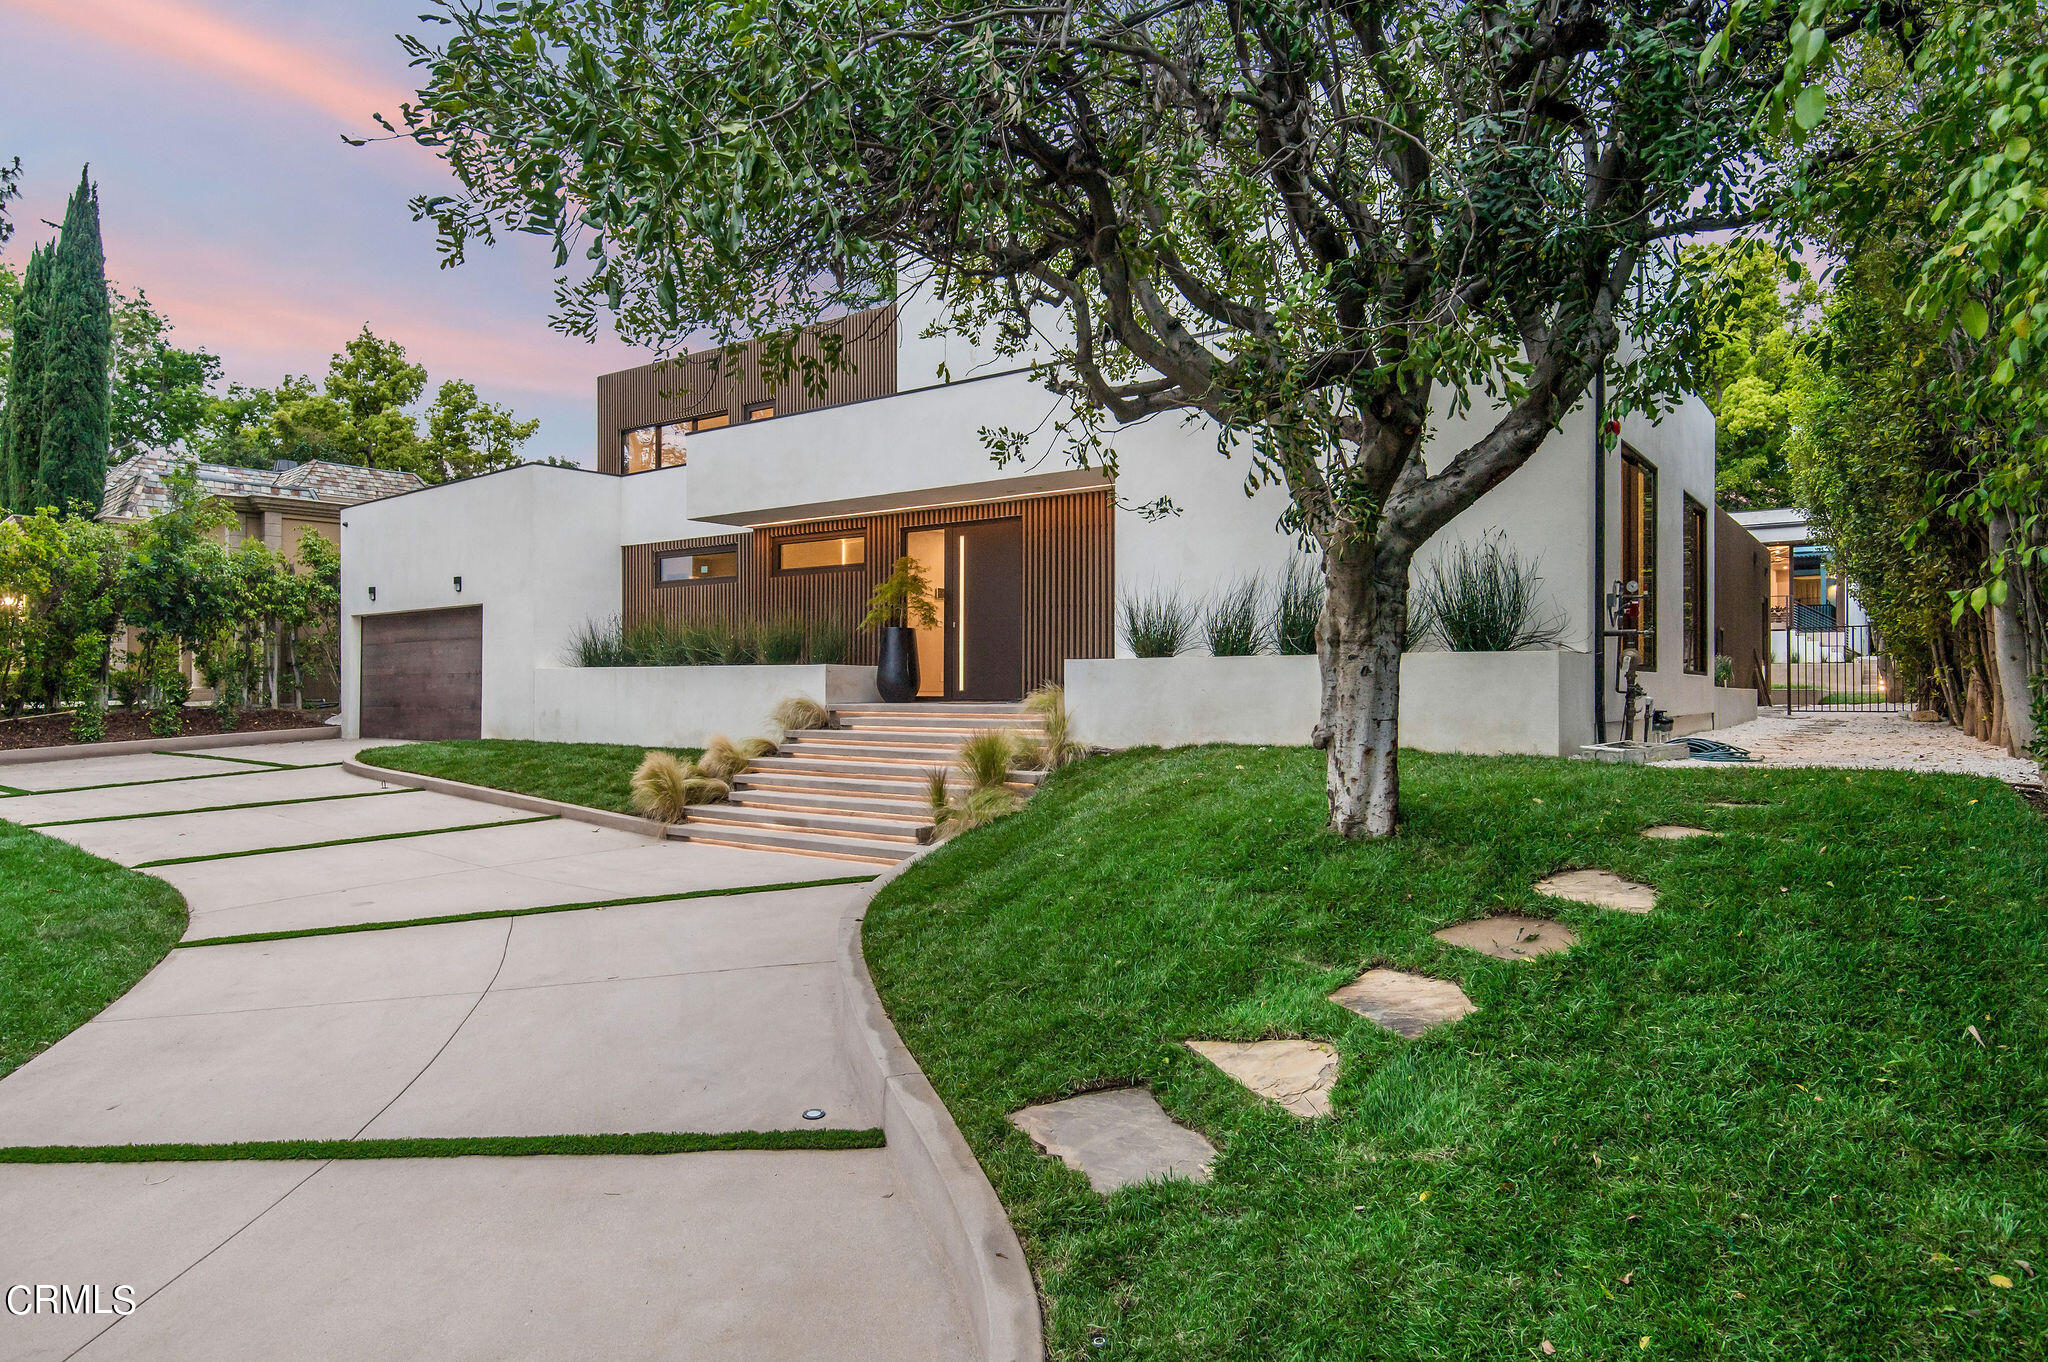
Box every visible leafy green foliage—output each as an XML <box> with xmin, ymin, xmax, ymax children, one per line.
<box><xmin>31</xmin><ymin>167</ymin><xmax>112</xmax><ymax>514</ymax></box>
<box><xmin>868</xmin><ymin>745</ymin><xmax>2048</xmax><ymax>1357</ymax></box>
<box><xmin>1119</xmin><ymin>586</ymin><xmax>1197</xmax><ymax>659</ymax></box>
<box><xmin>0</xmin><ymin>820</ymin><xmax>186</xmax><ymax>1079</ymax></box>
<box><xmin>1677</xmin><ymin>242</ymin><xmax>1820</xmax><ymax>509</ymax></box>
<box><xmin>1202</xmin><ymin>576</ymin><xmax>1268</xmax><ymax>657</ymax></box>
<box><xmin>1413</xmin><ymin>535</ymin><xmax>1569</xmax><ymax>652</ymax></box>
<box><xmin>860</xmin><ymin>555</ymin><xmax>939</xmax><ymax>632</ymax></box>
<box><xmin>1272</xmin><ymin>559</ymin><xmax>1323</xmax><ymax>658</ymax></box>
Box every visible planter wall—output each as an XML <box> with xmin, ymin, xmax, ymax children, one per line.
<box><xmin>1065</xmin><ymin>651</ymin><xmax>1598</xmax><ymax>757</ymax></box>
<box><xmin>529</xmin><ymin>664</ymin><xmax>879</xmax><ymax>748</ymax></box>
<box><xmin>1714</xmin><ymin>685</ymin><xmax>1760</xmax><ymax>730</ymax></box>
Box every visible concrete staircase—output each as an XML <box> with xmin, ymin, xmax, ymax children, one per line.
<box><xmin>673</xmin><ymin>702</ymin><xmax>1045</xmax><ymax>865</ymax></box>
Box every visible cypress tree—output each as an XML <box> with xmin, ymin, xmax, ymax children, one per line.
<box><xmin>1</xmin><ymin>241</ymin><xmax>54</xmax><ymax>511</ymax></box>
<box><xmin>33</xmin><ymin>166</ymin><xmax>112</xmax><ymax>514</ymax></box>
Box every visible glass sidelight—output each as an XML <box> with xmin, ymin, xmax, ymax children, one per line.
<box><xmin>902</xmin><ymin>520</ymin><xmax>1024</xmax><ymax>700</ymax></box>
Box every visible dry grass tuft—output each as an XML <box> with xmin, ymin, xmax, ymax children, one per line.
<box><xmin>630</xmin><ymin>751</ymin><xmax>697</xmax><ymax>823</ymax></box>
<box><xmin>769</xmin><ymin>696</ymin><xmax>832</xmax><ymax>731</ymax></box>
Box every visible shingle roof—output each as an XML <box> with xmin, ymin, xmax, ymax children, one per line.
<box><xmin>98</xmin><ymin>453</ymin><xmax>424</xmax><ymax>521</ymax></box>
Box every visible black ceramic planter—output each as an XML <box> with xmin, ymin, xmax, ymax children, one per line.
<box><xmin>876</xmin><ymin>626</ymin><xmax>920</xmax><ymax>702</ymax></box>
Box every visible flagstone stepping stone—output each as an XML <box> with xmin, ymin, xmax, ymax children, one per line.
<box><xmin>1184</xmin><ymin>1039</ymin><xmax>1340</xmax><ymax>1118</ymax></box>
<box><xmin>1328</xmin><ymin>968</ymin><xmax>1475</xmax><ymax>1037</ymax></box>
<box><xmin>1534</xmin><ymin>869</ymin><xmax>1657</xmax><ymax>913</ymax></box>
<box><xmin>1642</xmin><ymin>824</ymin><xmax>1719</xmax><ymax>840</ymax></box>
<box><xmin>1432</xmin><ymin>914</ymin><xmax>1577</xmax><ymax>961</ymax></box>
<box><xmin>1710</xmin><ymin>800</ymin><xmax>1763</xmax><ymax>809</ymax></box>
<box><xmin>1008</xmin><ymin>1088</ymin><xmax>1216</xmax><ymax>1194</ymax></box>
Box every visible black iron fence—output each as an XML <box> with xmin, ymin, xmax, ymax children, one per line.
<box><xmin>1774</xmin><ymin>604</ymin><xmax>1907</xmax><ymax>713</ymax></box>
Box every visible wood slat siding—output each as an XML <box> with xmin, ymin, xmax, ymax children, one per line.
<box><xmin>596</xmin><ymin>305</ymin><xmax>899</xmax><ymax>472</ymax></box>
<box><xmin>621</xmin><ymin>488</ymin><xmax>1114</xmax><ymax>690</ymax></box>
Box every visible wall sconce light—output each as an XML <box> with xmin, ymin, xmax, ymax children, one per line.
<box><xmin>368</xmin><ymin>586</ymin><xmax>377</xmax><ymax>602</ymax></box>
<box><xmin>453</xmin><ymin>576</ymin><xmax>463</xmax><ymax>593</ymax></box>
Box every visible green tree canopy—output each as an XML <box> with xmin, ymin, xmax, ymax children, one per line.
<box><xmin>109</xmin><ymin>287</ymin><xmax>223</xmax><ymax>462</ymax></box>
<box><xmin>34</xmin><ymin>166</ymin><xmax>113</xmax><ymax>513</ymax></box>
<box><xmin>1678</xmin><ymin>241</ymin><xmax>1819</xmax><ymax>509</ymax></box>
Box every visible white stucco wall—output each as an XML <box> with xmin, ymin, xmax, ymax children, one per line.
<box><xmin>530</xmin><ymin>665</ymin><xmax>880</xmax><ymax>748</ymax></box>
<box><xmin>340</xmin><ymin>465</ymin><xmax>625</xmax><ymax>739</ymax></box>
<box><xmin>1066</xmin><ymin>650</ymin><xmax>1596</xmax><ymax>756</ymax></box>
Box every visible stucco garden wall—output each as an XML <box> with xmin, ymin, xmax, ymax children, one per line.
<box><xmin>530</xmin><ymin>664</ymin><xmax>880</xmax><ymax>748</ymax></box>
<box><xmin>1065</xmin><ymin>651</ymin><xmax>1598</xmax><ymax>756</ymax></box>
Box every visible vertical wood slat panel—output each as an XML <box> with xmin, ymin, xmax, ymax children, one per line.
<box><xmin>619</xmin><ymin>488</ymin><xmax>1113</xmax><ymax>689</ymax></box>
<box><xmin>596</xmin><ymin>306</ymin><xmax>898</xmax><ymax>472</ymax></box>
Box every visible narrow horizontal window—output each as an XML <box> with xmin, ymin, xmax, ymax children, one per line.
<box><xmin>745</xmin><ymin>402</ymin><xmax>775</xmax><ymax>422</ymax></box>
<box><xmin>656</xmin><ymin>547</ymin><xmax>737</xmax><ymax>584</ymax></box>
<box><xmin>775</xmin><ymin>534</ymin><xmax>865</xmax><ymax>572</ymax></box>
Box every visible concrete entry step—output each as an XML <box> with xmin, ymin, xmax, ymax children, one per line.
<box><xmin>835</xmin><ymin>702</ymin><xmax>1034</xmax><ymax>718</ymax></box>
<box><xmin>683</xmin><ymin>804</ymin><xmax>930</xmax><ymax>842</ymax></box>
<box><xmin>775</xmin><ymin>738</ymin><xmax>963</xmax><ymax>763</ymax></box>
<box><xmin>1534</xmin><ymin>869</ymin><xmax>1658</xmax><ymax>913</ymax></box>
<box><xmin>835</xmin><ymin>716</ymin><xmax>1046</xmax><ymax>735</ymax></box>
<box><xmin>1432</xmin><ymin>915</ymin><xmax>1577</xmax><ymax>961</ymax></box>
<box><xmin>728</xmin><ymin>788</ymin><xmax>931</xmax><ymax>817</ymax></box>
<box><xmin>670</xmin><ymin>823</ymin><xmax>912</xmax><ymax>864</ymax></box>
<box><xmin>1008</xmin><ymin>1087</ymin><xmax>1216</xmax><ymax>1194</ymax></box>
<box><xmin>1329</xmin><ymin>968</ymin><xmax>1476</xmax><ymax>1037</ymax></box>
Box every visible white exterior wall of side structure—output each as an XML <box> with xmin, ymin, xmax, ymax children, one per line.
<box><xmin>340</xmin><ymin>465</ymin><xmax>625</xmax><ymax>740</ymax></box>
<box><xmin>530</xmin><ymin>665</ymin><xmax>881</xmax><ymax>748</ymax></box>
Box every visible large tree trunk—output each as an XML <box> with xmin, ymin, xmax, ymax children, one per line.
<box><xmin>1315</xmin><ymin>542</ymin><xmax>1412</xmax><ymax>839</ymax></box>
<box><xmin>1988</xmin><ymin>512</ymin><xmax>2040</xmax><ymax>756</ymax></box>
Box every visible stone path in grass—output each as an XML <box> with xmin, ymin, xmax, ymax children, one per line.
<box><xmin>1010</xmin><ymin>850</ymin><xmax>1683</xmax><ymax>1193</ymax></box>
<box><xmin>0</xmin><ymin>742</ymin><xmax>971</xmax><ymax>1360</ymax></box>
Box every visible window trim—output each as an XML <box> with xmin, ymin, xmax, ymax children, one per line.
<box><xmin>1619</xmin><ymin>447</ymin><xmax>1659</xmax><ymax>672</ymax></box>
<box><xmin>743</xmin><ymin>401</ymin><xmax>776</xmax><ymax>422</ymax></box>
<box><xmin>771</xmin><ymin>531</ymin><xmax>868</xmax><ymax>575</ymax></box>
<box><xmin>1681</xmin><ymin>495</ymin><xmax>1709</xmax><ymax>675</ymax></box>
<box><xmin>653</xmin><ymin>544</ymin><xmax>739</xmax><ymax>587</ymax></box>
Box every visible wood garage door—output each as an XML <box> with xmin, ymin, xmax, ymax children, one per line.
<box><xmin>359</xmin><ymin>607</ymin><xmax>483</xmax><ymax>739</ymax></box>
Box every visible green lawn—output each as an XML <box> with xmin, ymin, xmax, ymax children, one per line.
<box><xmin>865</xmin><ymin>746</ymin><xmax>2048</xmax><ymax>1359</ymax></box>
<box><xmin>358</xmin><ymin>739</ymin><xmax>700</xmax><ymax>815</ymax></box>
<box><xmin>0</xmin><ymin>821</ymin><xmax>189</xmax><ymax>1079</ymax></box>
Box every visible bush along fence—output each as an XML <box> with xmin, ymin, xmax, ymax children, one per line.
<box><xmin>0</xmin><ymin>466</ymin><xmax>340</xmax><ymax>740</ymax></box>
<box><xmin>565</xmin><ymin>613</ymin><xmax>850</xmax><ymax>668</ymax></box>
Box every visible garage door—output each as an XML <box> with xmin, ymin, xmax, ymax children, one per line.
<box><xmin>359</xmin><ymin>607</ymin><xmax>483</xmax><ymax>739</ymax></box>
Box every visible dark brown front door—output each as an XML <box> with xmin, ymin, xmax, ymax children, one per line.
<box><xmin>359</xmin><ymin>607</ymin><xmax>483</xmax><ymax>739</ymax></box>
<box><xmin>942</xmin><ymin>520</ymin><xmax>1023</xmax><ymax>700</ymax></box>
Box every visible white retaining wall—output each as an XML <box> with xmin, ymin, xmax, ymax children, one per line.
<box><xmin>1066</xmin><ymin>651</ymin><xmax>1598</xmax><ymax>756</ymax></box>
<box><xmin>530</xmin><ymin>665</ymin><xmax>880</xmax><ymax>748</ymax></box>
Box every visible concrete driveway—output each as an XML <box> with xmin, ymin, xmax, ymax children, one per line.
<box><xmin>0</xmin><ymin>742</ymin><xmax>972</xmax><ymax>1361</ymax></box>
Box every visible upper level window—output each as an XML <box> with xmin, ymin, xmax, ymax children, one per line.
<box><xmin>656</xmin><ymin>546</ymin><xmax>738</xmax><ymax>584</ymax></box>
<box><xmin>622</xmin><ymin>411</ymin><xmax>730</xmax><ymax>473</ymax></box>
<box><xmin>745</xmin><ymin>402</ymin><xmax>775</xmax><ymax>421</ymax></box>
<box><xmin>1620</xmin><ymin>449</ymin><xmax>1658</xmax><ymax>671</ymax></box>
<box><xmin>775</xmin><ymin>533</ymin><xmax>865</xmax><ymax>572</ymax></box>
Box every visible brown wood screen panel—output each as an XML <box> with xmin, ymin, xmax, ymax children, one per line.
<box><xmin>596</xmin><ymin>306</ymin><xmax>899</xmax><ymax>472</ymax></box>
<box><xmin>621</xmin><ymin>487</ymin><xmax>1114</xmax><ymax>691</ymax></box>
<box><xmin>359</xmin><ymin>607</ymin><xmax>483</xmax><ymax>740</ymax></box>
<box><xmin>1714</xmin><ymin>507</ymin><xmax>1771</xmax><ymax>700</ymax></box>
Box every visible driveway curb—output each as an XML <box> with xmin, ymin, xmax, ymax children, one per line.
<box><xmin>836</xmin><ymin>850</ymin><xmax>1044</xmax><ymax>1362</ymax></box>
<box><xmin>0</xmin><ymin>726</ymin><xmax>336</xmax><ymax>767</ymax></box>
<box><xmin>341</xmin><ymin>759</ymin><xmax>670</xmax><ymax>837</ymax></box>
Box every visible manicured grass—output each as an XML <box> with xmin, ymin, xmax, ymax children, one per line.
<box><xmin>0</xmin><ymin>821</ymin><xmax>188</xmax><ymax>1080</ymax></box>
<box><xmin>865</xmin><ymin>746</ymin><xmax>2048</xmax><ymax>1358</ymax></box>
<box><xmin>0</xmin><ymin>1128</ymin><xmax>886</xmax><ymax>1163</ymax></box>
<box><xmin>131</xmin><ymin>815</ymin><xmax>556</xmax><ymax>868</ymax></box>
<box><xmin>360</xmin><ymin>739</ymin><xmax>702</xmax><ymax>815</ymax></box>
<box><xmin>177</xmin><ymin>874</ymin><xmax>878</xmax><ymax>947</ymax></box>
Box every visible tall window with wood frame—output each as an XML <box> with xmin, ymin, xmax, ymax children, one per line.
<box><xmin>1682</xmin><ymin>496</ymin><xmax>1708</xmax><ymax>674</ymax></box>
<box><xmin>1620</xmin><ymin>450</ymin><xmax>1658</xmax><ymax>671</ymax></box>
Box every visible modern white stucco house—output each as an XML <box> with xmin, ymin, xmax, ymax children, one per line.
<box><xmin>341</xmin><ymin>281</ymin><xmax>1752</xmax><ymax>755</ymax></box>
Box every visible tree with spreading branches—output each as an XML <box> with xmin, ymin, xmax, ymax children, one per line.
<box><xmin>391</xmin><ymin>0</ymin><xmax>1870</xmax><ymax>836</ymax></box>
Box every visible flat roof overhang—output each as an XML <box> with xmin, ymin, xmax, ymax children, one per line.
<box><xmin>689</xmin><ymin>468</ymin><xmax>1113</xmax><ymax>528</ymax></box>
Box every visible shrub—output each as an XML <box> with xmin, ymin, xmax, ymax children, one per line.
<box><xmin>736</xmin><ymin>735</ymin><xmax>778</xmax><ymax>759</ymax></box>
<box><xmin>1019</xmin><ymin>683</ymin><xmax>1087</xmax><ymax>770</ymax></box>
<box><xmin>1413</xmin><ymin>534</ymin><xmax>1567</xmax><ymax>652</ymax></box>
<box><xmin>1203</xmin><ymin>576</ymin><xmax>1268</xmax><ymax>656</ymax></box>
<box><xmin>1119</xmin><ymin>586</ymin><xmax>1197</xmax><ymax>658</ymax></box>
<box><xmin>149</xmin><ymin>705</ymin><xmax>185</xmax><ymax>738</ymax></box>
<box><xmin>1273</xmin><ymin>559</ymin><xmax>1322</xmax><ymax>656</ymax></box>
<box><xmin>69</xmin><ymin>697</ymin><xmax>106</xmax><ymax>743</ymax></box>
<box><xmin>109</xmin><ymin>665</ymin><xmax>147</xmax><ymax>711</ymax></box>
<box><xmin>630</xmin><ymin>751</ymin><xmax>730</xmax><ymax>821</ymax></box>
<box><xmin>564</xmin><ymin>616</ymin><xmax>629</xmax><ymax>667</ymax></box>
<box><xmin>956</xmin><ymin>728</ymin><xmax>1020</xmax><ymax>791</ymax></box>
<box><xmin>770</xmin><ymin>695</ymin><xmax>832</xmax><ymax>730</ymax></box>
<box><xmin>861</xmin><ymin>556</ymin><xmax>940</xmax><ymax>631</ymax></box>
<box><xmin>757</xmin><ymin>616</ymin><xmax>806</xmax><ymax>665</ymax></box>
<box><xmin>805</xmin><ymin>620</ymin><xmax>851</xmax><ymax>664</ymax></box>
<box><xmin>697</xmin><ymin>734</ymin><xmax>752</xmax><ymax>781</ymax></box>
<box><xmin>1714</xmin><ymin>653</ymin><xmax>1735</xmax><ymax>687</ymax></box>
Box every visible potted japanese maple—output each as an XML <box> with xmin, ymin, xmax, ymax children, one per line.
<box><xmin>861</xmin><ymin>556</ymin><xmax>940</xmax><ymax>702</ymax></box>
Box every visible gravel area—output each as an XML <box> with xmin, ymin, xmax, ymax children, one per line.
<box><xmin>1664</xmin><ymin>711</ymin><xmax>2043</xmax><ymax>784</ymax></box>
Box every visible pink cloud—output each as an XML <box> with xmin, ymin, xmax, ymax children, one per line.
<box><xmin>12</xmin><ymin>0</ymin><xmax>413</xmax><ymax>136</ymax></box>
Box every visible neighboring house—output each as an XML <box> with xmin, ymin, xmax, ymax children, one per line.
<box><xmin>1727</xmin><ymin>507</ymin><xmax>1872</xmax><ymax>649</ymax></box>
<box><xmin>342</xmin><ymin>282</ymin><xmax>1747</xmax><ymax>750</ymax></box>
<box><xmin>100</xmin><ymin>452</ymin><xmax>424</xmax><ymax>704</ymax></box>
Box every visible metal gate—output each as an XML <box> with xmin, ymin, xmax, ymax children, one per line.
<box><xmin>1774</xmin><ymin>599</ymin><xmax>1907</xmax><ymax>713</ymax></box>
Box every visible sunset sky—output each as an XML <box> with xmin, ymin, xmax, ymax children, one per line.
<box><xmin>1</xmin><ymin>0</ymin><xmax>650</xmax><ymax>464</ymax></box>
